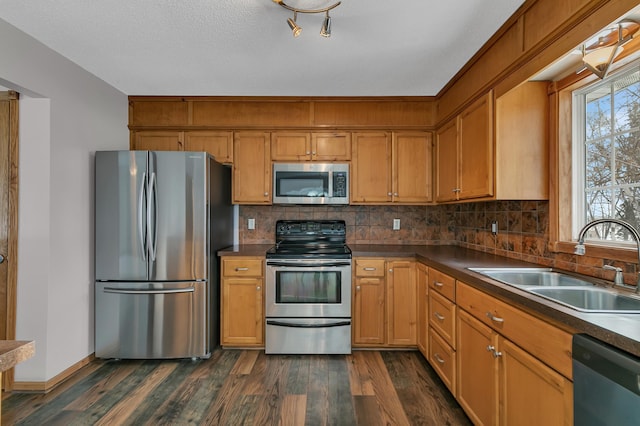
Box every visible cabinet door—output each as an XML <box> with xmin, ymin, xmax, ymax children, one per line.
<box><xmin>459</xmin><ymin>92</ymin><xmax>494</xmax><ymax>200</ymax></box>
<box><xmin>132</xmin><ymin>130</ymin><xmax>183</xmax><ymax>151</ymax></box>
<box><xmin>351</xmin><ymin>132</ymin><xmax>392</xmax><ymax>203</ymax></box>
<box><xmin>184</xmin><ymin>131</ymin><xmax>233</xmax><ymax>163</ymax></box>
<box><xmin>387</xmin><ymin>261</ymin><xmax>416</xmax><ymax>346</ymax></box>
<box><xmin>392</xmin><ymin>132</ymin><xmax>432</xmax><ymax>203</ymax></box>
<box><xmin>352</xmin><ymin>276</ymin><xmax>385</xmax><ymax>345</ymax></box>
<box><xmin>221</xmin><ymin>277</ymin><xmax>264</xmax><ymax>346</ymax></box>
<box><xmin>416</xmin><ymin>263</ymin><xmax>429</xmax><ymax>357</ymax></box>
<box><xmin>233</xmin><ymin>132</ymin><xmax>272</xmax><ymax>204</ymax></box>
<box><xmin>499</xmin><ymin>337</ymin><xmax>573</xmax><ymax>426</ymax></box>
<box><xmin>435</xmin><ymin>119</ymin><xmax>459</xmax><ymax>202</ymax></box>
<box><xmin>457</xmin><ymin>309</ymin><xmax>499</xmax><ymax>426</ymax></box>
<box><xmin>312</xmin><ymin>132</ymin><xmax>351</xmax><ymax>161</ymax></box>
<box><xmin>271</xmin><ymin>132</ymin><xmax>311</xmax><ymax>161</ymax></box>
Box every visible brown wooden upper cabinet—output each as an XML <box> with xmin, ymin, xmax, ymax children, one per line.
<box><xmin>351</xmin><ymin>131</ymin><xmax>432</xmax><ymax>204</ymax></box>
<box><xmin>233</xmin><ymin>132</ymin><xmax>271</xmax><ymax>205</ymax></box>
<box><xmin>271</xmin><ymin>131</ymin><xmax>351</xmax><ymax>161</ymax></box>
<box><xmin>131</xmin><ymin>130</ymin><xmax>233</xmax><ymax>164</ymax></box>
<box><xmin>435</xmin><ymin>83</ymin><xmax>548</xmax><ymax>203</ymax></box>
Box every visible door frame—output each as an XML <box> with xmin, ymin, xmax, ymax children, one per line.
<box><xmin>1</xmin><ymin>91</ymin><xmax>19</xmax><ymax>390</ymax></box>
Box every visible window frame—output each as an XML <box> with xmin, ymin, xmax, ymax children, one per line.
<box><xmin>550</xmin><ymin>54</ymin><xmax>640</xmax><ymax>263</ymax></box>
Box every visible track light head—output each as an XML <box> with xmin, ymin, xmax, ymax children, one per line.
<box><xmin>320</xmin><ymin>13</ymin><xmax>331</xmax><ymax>37</ymax></box>
<box><xmin>287</xmin><ymin>13</ymin><xmax>302</xmax><ymax>37</ymax></box>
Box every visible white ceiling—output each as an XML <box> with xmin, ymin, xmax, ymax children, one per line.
<box><xmin>0</xmin><ymin>0</ymin><xmax>527</xmax><ymax>96</ymax></box>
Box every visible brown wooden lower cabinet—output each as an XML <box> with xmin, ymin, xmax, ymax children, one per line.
<box><xmin>220</xmin><ymin>257</ymin><xmax>264</xmax><ymax>346</ymax></box>
<box><xmin>416</xmin><ymin>263</ymin><xmax>429</xmax><ymax>357</ymax></box>
<box><xmin>352</xmin><ymin>258</ymin><xmax>417</xmax><ymax>347</ymax></box>
<box><xmin>452</xmin><ymin>280</ymin><xmax>573</xmax><ymax>426</ymax></box>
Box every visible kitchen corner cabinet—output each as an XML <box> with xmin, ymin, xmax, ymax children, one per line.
<box><xmin>221</xmin><ymin>257</ymin><xmax>264</xmax><ymax>347</ymax></box>
<box><xmin>130</xmin><ymin>130</ymin><xmax>233</xmax><ymax>163</ymax></box>
<box><xmin>435</xmin><ymin>82</ymin><xmax>548</xmax><ymax>203</ymax></box>
<box><xmin>351</xmin><ymin>131</ymin><xmax>432</xmax><ymax>204</ymax></box>
<box><xmin>456</xmin><ymin>281</ymin><xmax>573</xmax><ymax>425</ymax></box>
<box><xmin>352</xmin><ymin>258</ymin><xmax>417</xmax><ymax>347</ymax></box>
<box><xmin>233</xmin><ymin>132</ymin><xmax>272</xmax><ymax>204</ymax></box>
<box><xmin>271</xmin><ymin>131</ymin><xmax>351</xmax><ymax>161</ymax></box>
<box><xmin>416</xmin><ymin>263</ymin><xmax>429</xmax><ymax>357</ymax></box>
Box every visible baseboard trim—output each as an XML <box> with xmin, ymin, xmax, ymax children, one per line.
<box><xmin>12</xmin><ymin>353</ymin><xmax>95</xmax><ymax>393</ymax></box>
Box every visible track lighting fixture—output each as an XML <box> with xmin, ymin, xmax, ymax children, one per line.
<box><xmin>273</xmin><ymin>0</ymin><xmax>341</xmax><ymax>38</ymax></box>
<box><xmin>580</xmin><ymin>19</ymin><xmax>640</xmax><ymax>79</ymax></box>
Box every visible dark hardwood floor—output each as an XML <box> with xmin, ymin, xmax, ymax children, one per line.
<box><xmin>2</xmin><ymin>350</ymin><xmax>471</xmax><ymax>425</ymax></box>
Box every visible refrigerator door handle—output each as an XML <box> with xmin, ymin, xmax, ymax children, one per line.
<box><xmin>103</xmin><ymin>287</ymin><xmax>196</xmax><ymax>295</ymax></box>
<box><xmin>149</xmin><ymin>172</ymin><xmax>158</xmax><ymax>261</ymax></box>
<box><xmin>138</xmin><ymin>171</ymin><xmax>147</xmax><ymax>261</ymax></box>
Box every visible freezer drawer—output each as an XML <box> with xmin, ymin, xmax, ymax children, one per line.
<box><xmin>95</xmin><ymin>281</ymin><xmax>209</xmax><ymax>359</ymax></box>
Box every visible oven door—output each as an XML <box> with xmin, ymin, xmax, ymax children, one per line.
<box><xmin>265</xmin><ymin>259</ymin><xmax>352</xmax><ymax>318</ymax></box>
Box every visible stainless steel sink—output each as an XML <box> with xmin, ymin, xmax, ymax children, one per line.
<box><xmin>528</xmin><ymin>287</ymin><xmax>640</xmax><ymax>313</ymax></box>
<box><xmin>468</xmin><ymin>267</ymin><xmax>596</xmax><ymax>288</ymax></box>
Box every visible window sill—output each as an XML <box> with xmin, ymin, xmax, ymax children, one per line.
<box><xmin>552</xmin><ymin>241</ymin><xmax>639</xmax><ymax>264</ymax></box>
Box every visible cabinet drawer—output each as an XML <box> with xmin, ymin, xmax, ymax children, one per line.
<box><xmin>457</xmin><ymin>281</ymin><xmax>573</xmax><ymax>379</ymax></box>
<box><xmin>355</xmin><ymin>259</ymin><xmax>386</xmax><ymax>277</ymax></box>
<box><xmin>429</xmin><ymin>268</ymin><xmax>456</xmax><ymax>301</ymax></box>
<box><xmin>222</xmin><ymin>258</ymin><xmax>264</xmax><ymax>277</ymax></box>
<box><xmin>429</xmin><ymin>291</ymin><xmax>456</xmax><ymax>348</ymax></box>
<box><xmin>429</xmin><ymin>327</ymin><xmax>456</xmax><ymax>395</ymax></box>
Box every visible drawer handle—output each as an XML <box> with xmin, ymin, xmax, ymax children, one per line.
<box><xmin>434</xmin><ymin>353</ymin><xmax>446</xmax><ymax>364</ymax></box>
<box><xmin>434</xmin><ymin>312</ymin><xmax>445</xmax><ymax>321</ymax></box>
<box><xmin>235</xmin><ymin>267</ymin><xmax>249</xmax><ymax>272</ymax></box>
<box><xmin>434</xmin><ymin>281</ymin><xmax>444</xmax><ymax>287</ymax></box>
<box><xmin>486</xmin><ymin>312</ymin><xmax>504</xmax><ymax>323</ymax></box>
<box><xmin>363</xmin><ymin>267</ymin><xmax>376</xmax><ymax>271</ymax></box>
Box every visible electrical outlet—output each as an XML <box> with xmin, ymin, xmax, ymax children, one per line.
<box><xmin>393</xmin><ymin>219</ymin><xmax>400</xmax><ymax>230</ymax></box>
<box><xmin>491</xmin><ymin>221</ymin><xmax>498</xmax><ymax>235</ymax></box>
<box><xmin>248</xmin><ymin>218</ymin><xmax>255</xmax><ymax>230</ymax></box>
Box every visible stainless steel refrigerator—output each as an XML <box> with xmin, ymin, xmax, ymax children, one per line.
<box><xmin>94</xmin><ymin>151</ymin><xmax>232</xmax><ymax>359</ymax></box>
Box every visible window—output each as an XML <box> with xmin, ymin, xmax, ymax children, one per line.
<box><xmin>572</xmin><ymin>65</ymin><xmax>640</xmax><ymax>245</ymax></box>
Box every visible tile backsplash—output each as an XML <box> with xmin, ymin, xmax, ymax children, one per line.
<box><xmin>238</xmin><ymin>201</ymin><xmax>637</xmax><ymax>285</ymax></box>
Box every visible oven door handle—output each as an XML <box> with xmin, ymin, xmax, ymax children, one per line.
<box><xmin>266</xmin><ymin>320</ymin><xmax>351</xmax><ymax>328</ymax></box>
<box><xmin>266</xmin><ymin>261</ymin><xmax>352</xmax><ymax>267</ymax></box>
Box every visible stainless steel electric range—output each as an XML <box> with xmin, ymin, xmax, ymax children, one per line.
<box><xmin>265</xmin><ymin>220</ymin><xmax>352</xmax><ymax>354</ymax></box>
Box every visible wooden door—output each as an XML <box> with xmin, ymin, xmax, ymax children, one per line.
<box><xmin>352</xmin><ymin>276</ymin><xmax>385</xmax><ymax>345</ymax></box>
<box><xmin>393</xmin><ymin>132</ymin><xmax>432</xmax><ymax>203</ymax></box>
<box><xmin>0</xmin><ymin>92</ymin><xmax>19</xmax><ymax>390</ymax></box>
<box><xmin>386</xmin><ymin>260</ymin><xmax>416</xmax><ymax>346</ymax></box>
<box><xmin>499</xmin><ymin>337</ymin><xmax>573</xmax><ymax>426</ymax></box>
<box><xmin>233</xmin><ymin>132</ymin><xmax>271</xmax><ymax>204</ymax></box>
<box><xmin>271</xmin><ymin>132</ymin><xmax>311</xmax><ymax>161</ymax></box>
<box><xmin>131</xmin><ymin>130</ymin><xmax>183</xmax><ymax>151</ymax></box>
<box><xmin>457</xmin><ymin>309</ymin><xmax>499</xmax><ymax>426</ymax></box>
<box><xmin>183</xmin><ymin>131</ymin><xmax>233</xmax><ymax>163</ymax></box>
<box><xmin>221</xmin><ymin>277</ymin><xmax>264</xmax><ymax>345</ymax></box>
<box><xmin>458</xmin><ymin>92</ymin><xmax>494</xmax><ymax>200</ymax></box>
<box><xmin>311</xmin><ymin>132</ymin><xmax>351</xmax><ymax>161</ymax></box>
<box><xmin>351</xmin><ymin>132</ymin><xmax>392</xmax><ymax>203</ymax></box>
<box><xmin>416</xmin><ymin>263</ymin><xmax>429</xmax><ymax>357</ymax></box>
<box><xmin>435</xmin><ymin>119</ymin><xmax>459</xmax><ymax>202</ymax></box>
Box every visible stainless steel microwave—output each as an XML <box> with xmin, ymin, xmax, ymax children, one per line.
<box><xmin>272</xmin><ymin>163</ymin><xmax>349</xmax><ymax>205</ymax></box>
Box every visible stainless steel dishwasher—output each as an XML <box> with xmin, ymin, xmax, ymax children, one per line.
<box><xmin>573</xmin><ymin>334</ymin><xmax>640</xmax><ymax>425</ymax></box>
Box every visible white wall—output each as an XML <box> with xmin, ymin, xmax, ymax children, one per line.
<box><xmin>0</xmin><ymin>18</ymin><xmax>128</xmax><ymax>382</ymax></box>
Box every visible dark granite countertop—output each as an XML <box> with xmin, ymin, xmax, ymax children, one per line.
<box><xmin>219</xmin><ymin>243</ymin><xmax>640</xmax><ymax>358</ymax></box>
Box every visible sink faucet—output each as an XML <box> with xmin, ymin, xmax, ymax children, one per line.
<box><xmin>574</xmin><ymin>218</ymin><xmax>640</xmax><ymax>293</ymax></box>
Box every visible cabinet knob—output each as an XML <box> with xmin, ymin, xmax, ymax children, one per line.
<box><xmin>388</xmin><ymin>269</ymin><xmax>393</xmax><ymax>273</ymax></box>
<box><xmin>394</xmin><ymin>192</ymin><xmax>398</xmax><ymax>196</ymax></box>
<box><xmin>306</xmin><ymin>151</ymin><xmax>311</xmax><ymax>155</ymax></box>
<box><xmin>452</xmin><ymin>188</ymin><xmax>461</xmax><ymax>193</ymax></box>
<box><xmin>264</xmin><ymin>192</ymin><xmax>269</xmax><ymax>196</ymax></box>
<box><xmin>487</xmin><ymin>345</ymin><xmax>502</xmax><ymax>358</ymax></box>
<box><xmin>312</xmin><ymin>151</ymin><xmax>316</xmax><ymax>155</ymax></box>
<box><xmin>388</xmin><ymin>192</ymin><xmax>393</xmax><ymax>196</ymax></box>
<box><xmin>356</xmin><ymin>285</ymin><xmax>361</xmax><ymax>291</ymax></box>
<box><xmin>256</xmin><ymin>286</ymin><xmax>261</xmax><ymax>291</ymax></box>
